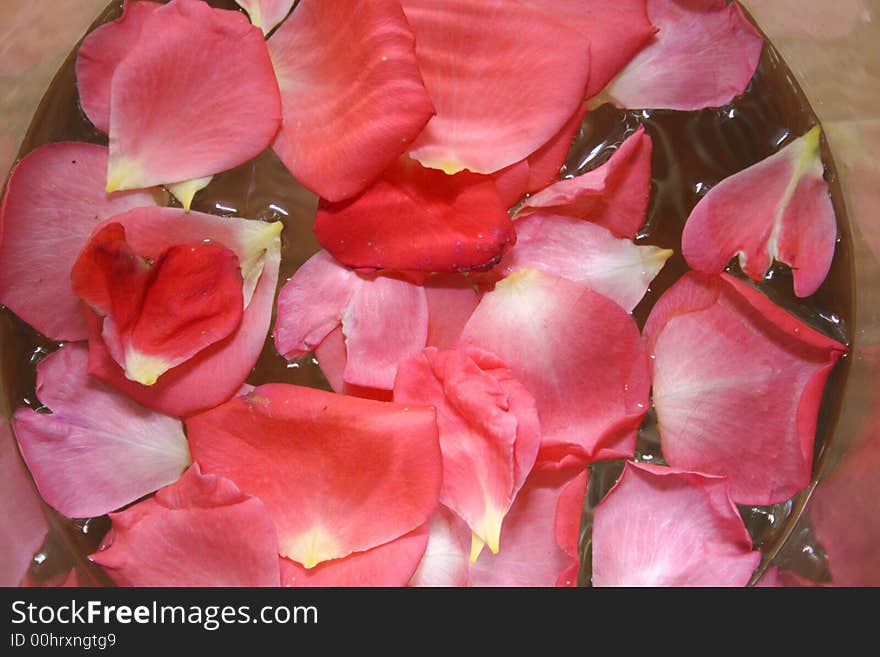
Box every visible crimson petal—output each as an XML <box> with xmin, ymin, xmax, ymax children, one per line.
<box><xmin>592</xmin><ymin>462</ymin><xmax>760</xmax><ymax>586</ymax></box>
<box><xmin>187</xmin><ymin>385</ymin><xmax>441</xmax><ymax>568</ymax></box>
<box><xmin>0</xmin><ymin>143</ymin><xmax>156</xmax><ymax>341</ymax></box>
<box><xmin>643</xmin><ymin>273</ymin><xmax>847</xmax><ymax>504</ymax></box>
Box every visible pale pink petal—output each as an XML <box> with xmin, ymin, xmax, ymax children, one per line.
<box><xmin>269</xmin><ymin>0</ymin><xmax>433</xmax><ymax>201</ymax></box>
<box><xmin>91</xmin><ymin>464</ymin><xmax>281</xmax><ymax>587</ymax></box>
<box><xmin>12</xmin><ymin>344</ymin><xmax>190</xmax><ymax>518</ymax></box>
<box><xmin>425</xmin><ymin>276</ymin><xmax>481</xmax><ymax>349</ymax></box>
<box><xmin>602</xmin><ymin>0</ymin><xmax>763</xmax><ymax>111</ymax></box>
<box><xmin>459</xmin><ymin>269</ymin><xmax>650</xmax><ymax>468</ymax></box>
<box><xmin>402</xmin><ymin>0</ymin><xmax>591</xmax><ymax>175</ymax></box>
<box><xmin>236</xmin><ymin>0</ymin><xmax>294</xmax><ymax>34</ymax></box>
<box><xmin>593</xmin><ymin>462</ymin><xmax>761</xmax><ymax>586</ymax></box>
<box><xmin>410</xmin><ymin>507</ymin><xmax>471</xmax><ymax>587</ymax></box>
<box><xmin>682</xmin><ymin>127</ymin><xmax>837</xmax><ymax>298</ymax></box>
<box><xmin>0</xmin><ymin>142</ymin><xmax>156</xmax><ymax>341</ymax></box>
<box><xmin>644</xmin><ymin>273</ymin><xmax>847</xmax><ymax>505</ymax></box>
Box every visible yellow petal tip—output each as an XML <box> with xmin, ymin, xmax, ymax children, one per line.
<box><xmin>470</xmin><ymin>533</ymin><xmax>486</xmax><ymax>563</ymax></box>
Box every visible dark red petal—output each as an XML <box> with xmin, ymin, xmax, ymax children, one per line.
<box><xmin>281</xmin><ymin>525</ymin><xmax>429</xmax><ymax>587</ymax></box>
<box><xmin>236</xmin><ymin>0</ymin><xmax>294</xmax><ymax>34</ymax></box>
<box><xmin>269</xmin><ymin>0</ymin><xmax>433</xmax><ymax>202</ymax></box>
<box><xmin>592</xmin><ymin>462</ymin><xmax>760</xmax><ymax>586</ymax></box>
<box><xmin>517</xmin><ymin>125</ymin><xmax>653</xmax><ymax>239</ymax></box>
<box><xmin>105</xmin><ymin>0</ymin><xmax>281</xmax><ymax>191</ymax></box>
<box><xmin>0</xmin><ymin>143</ymin><xmax>156</xmax><ymax>341</ymax></box>
<box><xmin>12</xmin><ymin>344</ymin><xmax>190</xmax><ymax>518</ymax></box>
<box><xmin>459</xmin><ymin>269</ymin><xmax>650</xmax><ymax>468</ymax></box>
<box><xmin>187</xmin><ymin>385</ymin><xmax>441</xmax><ymax>568</ymax></box>
<box><xmin>602</xmin><ymin>0</ymin><xmax>763</xmax><ymax>111</ymax></box>
<box><xmin>402</xmin><ymin>0</ymin><xmax>591</xmax><ymax>175</ymax></box>
<box><xmin>682</xmin><ymin>127</ymin><xmax>837</xmax><ymax>297</ymax></box>
<box><xmin>410</xmin><ymin>507</ymin><xmax>471</xmax><ymax>587</ymax></box>
<box><xmin>314</xmin><ymin>157</ymin><xmax>515</xmax><ymax>273</ymax></box>
<box><xmin>643</xmin><ymin>273</ymin><xmax>847</xmax><ymax>504</ymax></box>
<box><xmin>91</xmin><ymin>464</ymin><xmax>281</xmax><ymax>586</ymax></box>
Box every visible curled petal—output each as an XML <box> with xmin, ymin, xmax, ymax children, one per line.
<box><xmin>682</xmin><ymin>127</ymin><xmax>837</xmax><ymax>297</ymax></box>
<box><xmin>644</xmin><ymin>273</ymin><xmax>847</xmax><ymax>504</ymax></box>
<box><xmin>516</xmin><ymin>125</ymin><xmax>654</xmax><ymax>239</ymax></box>
<box><xmin>602</xmin><ymin>0</ymin><xmax>763</xmax><ymax>111</ymax></box>
<box><xmin>12</xmin><ymin>344</ymin><xmax>190</xmax><ymax>518</ymax></box>
<box><xmin>592</xmin><ymin>462</ymin><xmax>761</xmax><ymax>586</ymax></box>
<box><xmin>236</xmin><ymin>0</ymin><xmax>294</xmax><ymax>34</ymax></box>
<box><xmin>410</xmin><ymin>508</ymin><xmax>472</xmax><ymax>587</ymax></box>
<box><xmin>269</xmin><ymin>0</ymin><xmax>433</xmax><ymax>201</ymax></box>
<box><xmin>459</xmin><ymin>269</ymin><xmax>650</xmax><ymax>468</ymax></box>
<box><xmin>187</xmin><ymin>385</ymin><xmax>441</xmax><ymax>569</ymax></box>
<box><xmin>500</xmin><ymin>213</ymin><xmax>671</xmax><ymax>313</ymax></box>
<box><xmin>91</xmin><ymin>464</ymin><xmax>281</xmax><ymax>587</ymax></box>
<box><xmin>402</xmin><ymin>0</ymin><xmax>591</xmax><ymax>175</ymax></box>
<box><xmin>0</xmin><ymin>143</ymin><xmax>156</xmax><ymax>341</ymax></box>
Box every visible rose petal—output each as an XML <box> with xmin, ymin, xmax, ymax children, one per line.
<box><xmin>86</xmin><ymin>207</ymin><xmax>282</xmax><ymax>417</ymax></box>
<box><xmin>469</xmin><ymin>469</ymin><xmax>584</xmax><ymax>587</ymax></box>
<box><xmin>602</xmin><ymin>0</ymin><xmax>763</xmax><ymax>111</ymax></box>
<box><xmin>105</xmin><ymin>0</ymin><xmax>281</xmax><ymax>191</ymax></box>
<box><xmin>682</xmin><ymin>127</ymin><xmax>837</xmax><ymax>297</ymax></box>
<box><xmin>643</xmin><ymin>273</ymin><xmax>847</xmax><ymax>505</ymax></box>
<box><xmin>499</xmin><ymin>213</ymin><xmax>671</xmax><ymax>313</ymax></box>
<box><xmin>314</xmin><ymin>157</ymin><xmax>515</xmax><ymax>273</ymax></box>
<box><xmin>516</xmin><ymin>125</ymin><xmax>654</xmax><ymax>239</ymax></box>
<box><xmin>91</xmin><ymin>464</ymin><xmax>280</xmax><ymax>587</ymax></box>
<box><xmin>236</xmin><ymin>0</ymin><xmax>294</xmax><ymax>34</ymax></box>
<box><xmin>409</xmin><ymin>507</ymin><xmax>472</xmax><ymax>587</ymax></box>
<box><xmin>459</xmin><ymin>269</ymin><xmax>650</xmax><ymax>468</ymax></box>
<box><xmin>72</xmin><ymin>223</ymin><xmax>244</xmax><ymax>386</ymax></box>
<box><xmin>313</xmin><ymin>327</ymin><xmax>393</xmax><ymax>402</ymax></box>
<box><xmin>187</xmin><ymin>384</ymin><xmax>441</xmax><ymax>568</ymax></box>
<box><xmin>268</xmin><ymin>0</ymin><xmax>433</xmax><ymax>202</ymax></box>
<box><xmin>425</xmin><ymin>275</ymin><xmax>481</xmax><ymax>349</ymax></box>
<box><xmin>402</xmin><ymin>0</ymin><xmax>591</xmax><ymax>175</ymax></box>
<box><xmin>12</xmin><ymin>344</ymin><xmax>190</xmax><ymax>518</ymax></box>
<box><xmin>592</xmin><ymin>462</ymin><xmax>761</xmax><ymax>586</ymax></box>
<box><xmin>281</xmin><ymin>525</ymin><xmax>429</xmax><ymax>587</ymax></box>
<box><xmin>394</xmin><ymin>347</ymin><xmax>541</xmax><ymax>554</ymax></box>
<box><xmin>0</xmin><ymin>142</ymin><xmax>156</xmax><ymax>341</ymax></box>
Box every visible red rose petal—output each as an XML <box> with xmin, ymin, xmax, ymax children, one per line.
<box><xmin>12</xmin><ymin>344</ymin><xmax>190</xmax><ymax>518</ymax></box>
<box><xmin>592</xmin><ymin>462</ymin><xmax>761</xmax><ymax>586</ymax></box>
<box><xmin>236</xmin><ymin>0</ymin><xmax>294</xmax><ymax>34</ymax></box>
<box><xmin>682</xmin><ymin>127</ymin><xmax>837</xmax><ymax>297</ymax></box>
<box><xmin>0</xmin><ymin>423</ymin><xmax>47</xmax><ymax>587</ymax></box>
<box><xmin>314</xmin><ymin>157</ymin><xmax>515</xmax><ymax>273</ymax></box>
<box><xmin>72</xmin><ymin>223</ymin><xmax>244</xmax><ymax>386</ymax></box>
<box><xmin>643</xmin><ymin>273</ymin><xmax>847</xmax><ymax>504</ymax></box>
<box><xmin>105</xmin><ymin>0</ymin><xmax>281</xmax><ymax>192</ymax></box>
<box><xmin>394</xmin><ymin>347</ymin><xmax>541</xmax><ymax>554</ymax></box>
<box><xmin>281</xmin><ymin>525</ymin><xmax>429</xmax><ymax>587</ymax></box>
<box><xmin>516</xmin><ymin>125</ymin><xmax>654</xmax><ymax>239</ymax></box>
<box><xmin>469</xmin><ymin>469</ymin><xmax>584</xmax><ymax>587</ymax></box>
<box><xmin>0</xmin><ymin>143</ymin><xmax>156</xmax><ymax>341</ymax></box>
<box><xmin>268</xmin><ymin>0</ymin><xmax>433</xmax><ymax>202</ymax></box>
<box><xmin>86</xmin><ymin>207</ymin><xmax>282</xmax><ymax>418</ymax></box>
<box><xmin>187</xmin><ymin>384</ymin><xmax>441</xmax><ymax>568</ymax></box>
<box><xmin>499</xmin><ymin>213</ymin><xmax>671</xmax><ymax>312</ymax></box>
<box><xmin>401</xmin><ymin>0</ymin><xmax>590</xmax><ymax>175</ymax></box>
<box><xmin>602</xmin><ymin>0</ymin><xmax>763</xmax><ymax>111</ymax></box>
<box><xmin>91</xmin><ymin>464</ymin><xmax>280</xmax><ymax>587</ymax></box>
<box><xmin>459</xmin><ymin>269</ymin><xmax>650</xmax><ymax>469</ymax></box>
<box><xmin>410</xmin><ymin>507</ymin><xmax>472</xmax><ymax>587</ymax></box>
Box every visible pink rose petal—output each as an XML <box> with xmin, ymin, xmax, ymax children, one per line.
<box><xmin>91</xmin><ymin>464</ymin><xmax>280</xmax><ymax>587</ymax></box>
<box><xmin>682</xmin><ymin>127</ymin><xmax>837</xmax><ymax>297</ymax></box>
<box><xmin>643</xmin><ymin>273</ymin><xmax>847</xmax><ymax>505</ymax></box>
<box><xmin>402</xmin><ymin>0</ymin><xmax>591</xmax><ymax>175</ymax></box>
<box><xmin>268</xmin><ymin>0</ymin><xmax>433</xmax><ymax>202</ymax></box>
<box><xmin>602</xmin><ymin>0</ymin><xmax>763</xmax><ymax>111</ymax></box>
<box><xmin>313</xmin><ymin>327</ymin><xmax>393</xmax><ymax>402</ymax></box>
<box><xmin>516</xmin><ymin>125</ymin><xmax>654</xmax><ymax>239</ymax></box>
<box><xmin>0</xmin><ymin>142</ymin><xmax>156</xmax><ymax>341</ymax></box>
<box><xmin>424</xmin><ymin>276</ymin><xmax>481</xmax><ymax>350</ymax></box>
<box><xmin>12</xmin><ymin>344</ymin><xmax>190</xmax><ymax>518</ymax></box>
<box><xmin>410</xmin><ymin>507</ymin><xmax>472</xmax><ymax>587</ymax></box>
<box><xmin>592</xmin><ymin>462</ymin><xmax>761</xmax><ymax>586</ymax></box>
<box><xmin>236</xmin><ymin>0</ymin><xmax>294</xmax><ymax>34</ymax></box>
<box><xmin>459</xmin><ymin>269</ymin><xmax>650</xmax><ymax>469</ymax></box>
<box><xmin>187</xmin><ymin>384</ymin><xmax>441</xmax><ymax>568</ymax></box>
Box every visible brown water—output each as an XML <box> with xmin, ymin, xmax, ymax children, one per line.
<box><xmin>0</xmin><ymin>1</ymin><xmax>853</xmax><ymax>586</ymax></box>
